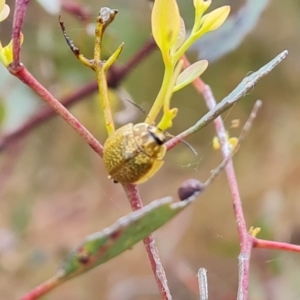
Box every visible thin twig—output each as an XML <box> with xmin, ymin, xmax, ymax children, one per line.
<box><xmin>122</xmin><ymin>184</ymin><xmax>172</xmax><ymax>300</ymax></box>
<box><xmin>197</xmin><ymin>268</ymin><xmax>208</xmax><ymax>300</ymax></box>
<box><xmin>11</xmin><ymin>0</ymin><xmax>30</xmax><ymax>68</ymax></box>
<box><xmin>200</xmin><ymin>82</ymin><xmax>251</xmax><ymax>300</ymax></box>
<box><xmin>253</xmin><ymin>238</ymin><xmax>300</xmax><ymax>253</ymax></box>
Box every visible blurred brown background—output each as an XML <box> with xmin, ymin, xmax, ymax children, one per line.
<box><xmin>0</xmin><ymin>0</ymin><xmax>300</xmax><ymax>299</ymax></box>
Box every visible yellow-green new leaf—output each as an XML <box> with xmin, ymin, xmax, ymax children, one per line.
<box><xmin>192</xmin><ymin>0</ymin><xmax>211</xmax><ymax>33</ymax></box>
<box><xmin>174</xmin><ymin>60</ymin><xmax>208</xmax><ymax>92</ymax></box>
<box><xmin>151</xmin><ymin>0</ymin><xmax>181</xmax><ymax>56</ymax></box>
<box><xmin>0</xmin><ymin>39</ymin><xmax>12</xmax><ymax>67</ymax></box>
<box><xmin>0</xmin><ymin>33</ymin><xmax>24</xmax><ymax>67</ymax></box>
<box><xmin>200</xmin><ymin>6</ymin><xmax>230</xmax><ymax>33</ymax></box>
<box><xmin>157</xmin><ymin>107</ymin><xmax>178</xmax><ymax>131</ymax></box>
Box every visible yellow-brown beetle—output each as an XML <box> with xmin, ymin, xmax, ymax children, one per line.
<box><xmin>103</xmin><ymin>123</ymin><xmax>166</xmax><ymax>184</ymax></box>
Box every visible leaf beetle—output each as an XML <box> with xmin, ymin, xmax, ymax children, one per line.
<box><xmin>103</xmin><ymin>122</ymin><xmax>166</xmax><ymax>184</ymax></box>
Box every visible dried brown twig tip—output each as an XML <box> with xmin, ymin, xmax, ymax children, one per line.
<box><xmin>178</xmin><ymin>179</ymin><xmax>205</xmax><ymax>201</ymax></box>
<box><xmin>58</xmin><ymin>15</ymin><xmax>81</xmax><ymax>57</ymax></box>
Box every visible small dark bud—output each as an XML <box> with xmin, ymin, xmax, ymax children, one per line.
<box><xmin>77</xmin><ymin>250</ymin><xmax>90</xmax><ymax>264</ymax></box>
<box><xmin>178</xmin><ymin>179</ymin><xmax>205</xmax><ymax>201</ymax></box>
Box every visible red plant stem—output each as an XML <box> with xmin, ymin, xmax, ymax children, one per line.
<box><xmin>20</xmin><ymin>276</ymin><xmax>61</xmax><ymax>300</ymax></box>
<box><xmin>181</xmin><ymin>56</ymin><xmax>251</xmax><ymax>299</ymax></box>
<box><xmin>10</xmin><ymin>66</ymin><xmax>103</xmax><ymax>156</ymax></box>
<box><xmin>203</xmin><ymin>83</ymin><xmax>251</xmax><ymax>300</ymax></box>
<box><xmin>12</xmin><ymin>0</ymin><xmax>30</xmax><ymax>68</ymax></box>
<box><xmin>202</xmin><ymin>84</ymin><xmax>249</xmax><ymax>240</ymax></box>
<box><xmin>253</xmin><ymin>238</ymin><xmax>300</xmax><ymax>253</ymax></box>
<box><xmin>123</xmin><ymin>184</ymin><xmax>172</xmax><ymax>300</ymax></box>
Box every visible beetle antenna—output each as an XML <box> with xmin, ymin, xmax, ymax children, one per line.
<box><xmin>180</xmin><ymin>139</ymin><xmax>198</xmax><ymax>156</ymax></box>
<box><xmin>123</xmin><ymin>98</ymin><xmax>147</xmax><ymax>115</ymax></box>
<box><xmin>165</xmin><ymin>133</ymin><xmax>198</xmax><ymax>156</ymax></box>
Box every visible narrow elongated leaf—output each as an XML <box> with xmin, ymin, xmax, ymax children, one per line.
<box><xmin>174</xmin><ymin>60</ymin><xmax>208</xmax><ymax>92</ymax></box>
<box><xmin>56</xmin><ymin>196</ymin><xmax>196</xmax><ymax>281</ymax></box>
<box><xmin>219</xmin><ymin>51</ymin><xmax>288</xmax><ymax>106</ymax></box>
<box><xmin>151</xmin><ymin>0</ymin><xmax>181</xmax><ymax>54</ymax></box>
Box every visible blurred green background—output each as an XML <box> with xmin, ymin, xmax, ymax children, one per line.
<box><xmin>1</xmin><ymin>0</ymin><xmax>300</xmax><ymax>299</ymax></box>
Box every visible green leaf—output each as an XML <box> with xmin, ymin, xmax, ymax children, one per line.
<box><xmin>200</xmin><ymin>6</ymin><xmax>231</xmax><ymax>33</ymax></box>
<box><xmin>151</xmin><ymin>0</ymin><xmax>181</xmax><ymax>56</ymax></box>
<box><xmin>56</xmin><ymin>196</ymin><xmax>193</xmax><ymax>281</ymax></box>
<box><xmin>174</xmin><ymin>60</ymin><xmax>208</xmax><ymax>92</ymax></box>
